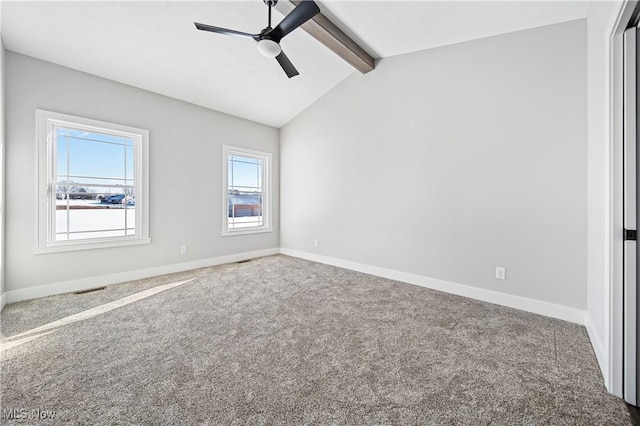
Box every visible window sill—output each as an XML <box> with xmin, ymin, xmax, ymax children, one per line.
<box><xmin>221</xmin><ymin>227</ymin><xmax>273</xmax><ymax>237</ymax></box>
<box><xmin>33</xmin><ymin>237</ymin><xmax>151</xmax><ymax>254</ymax></box>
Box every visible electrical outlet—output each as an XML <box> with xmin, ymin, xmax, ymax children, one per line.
<box><xmin>180</xmin><ymin>245</ymin><xmax>188</xmax><ymax>255</ymax></box>
<box><xmin>314</xmin><ymin>239</ymin><xmax>319</xmax><ymax>248</ymax></box>
<box><xmin>496</xmin><ymin>267</ymin><xmax>506</xmax><ymax>280</ymax></box>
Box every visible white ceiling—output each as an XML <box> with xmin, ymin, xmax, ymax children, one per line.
<box><xmin>1</xmin><ymin>1</ymin><xmax>590</xmax><ymax>128</ymax></box>
<box><xmin>320</xmin><ymin>1</ymin><xmax>591</xmax><ymax>58</ymax></box>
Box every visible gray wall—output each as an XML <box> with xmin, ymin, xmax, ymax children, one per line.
<box><xmin>281</xmin><ymin>20</ymin><xmax>587</xmax><ymax>310</ymax></box>
<box><xmin>5</xmin><ymin>52</ymin><xmax>280</xmax><ymax>291</ymax></box>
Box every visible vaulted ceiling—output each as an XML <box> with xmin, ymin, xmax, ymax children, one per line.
<box><xmin>1</xmin><ymin>1</ymin><xmax>590</xmax><ymax>128</ymax></box>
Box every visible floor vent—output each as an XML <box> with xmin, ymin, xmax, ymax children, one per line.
<box><xmin>74</xmin><ymin>286</ymin><xmax>107</xmax><ymax>295</ymax></box>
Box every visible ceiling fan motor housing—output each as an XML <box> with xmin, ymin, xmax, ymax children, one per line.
<box><xmin>195</xmin><ymin>0</ymin><xmax>320</xmax><ymax>78</ymax></box>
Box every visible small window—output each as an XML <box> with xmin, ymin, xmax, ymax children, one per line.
<box><xmin>222</xmin><ymin>145</ymin><xmax>272</xmax><ymax>236</ymax></box>
<box><xmin>36</xmin><ymin>110</ymin><xmax>150</xmax><ymax>253</ymax></box>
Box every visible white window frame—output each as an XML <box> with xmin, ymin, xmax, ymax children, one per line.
<box><xmin>35</xmin><ymin>110</ymin><xmax>150</xmax><ymax>253</ymax></box>
<box><xmin>222</xmin><ymin>145</ymin><xmax>272</xmax><ymax>236</ymax></box>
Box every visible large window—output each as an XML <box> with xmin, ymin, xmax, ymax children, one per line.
<box><xmin>222</xmin><ymin>145</ymin><xmax>272</xmax><ymax>236</ymax></box>
<box><xmin>36</xmin><ymin>110</ymin><xmax>150</xmax><ymax>253</ymax></box>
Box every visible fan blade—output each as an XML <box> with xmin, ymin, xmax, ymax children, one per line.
<box><xmin>269</xmin><ymin>1</ymin><xmax>320</xmax><ymax>42</ymax></box>
<box><xmin>275</xmin><ymin>51</ymin><xmax>299</xmax><ymax>78</ymax></box>
<box><xmin>194</xmin><ymin>22</ymin><xmax>258</xmax><ymax>39</ymax></box>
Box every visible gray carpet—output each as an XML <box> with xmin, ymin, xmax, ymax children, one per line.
<box><xmin>0</xmin><ymin>255</ymin><xmax>634</xmax><ymax>425</ymax></box>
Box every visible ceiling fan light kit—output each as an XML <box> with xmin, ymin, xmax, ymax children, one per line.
<box><xmin>257</xmin><ymin>39</ymin><xmax>281</xmax><ymax>58</ymax></box>
<box><xmin>194</xmin><ymin>0</ymin><xmax>321</xmax><ymax>78</ymax></box>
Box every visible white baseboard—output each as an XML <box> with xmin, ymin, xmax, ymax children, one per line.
<box><xmin>585</xmin><ymin>315</ymin><xmax>609</xmax><ymax>389</ymax></box>
<box><xmin>1</xmin><ymin>247</ymin><xmax>589</xmax><ymax>327</ymax></box>
<box><xmin>2</xmin><ymin>248</ymin><xmax>280</xmax><ymax>307</ymax></box>
<box><xmin>280</xmin><ymin>248</ymin><xmax>587</xmax><ymax>325</ymax></box>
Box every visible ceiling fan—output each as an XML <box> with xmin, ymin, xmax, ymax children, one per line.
<box><xmin>194</xmin><ymin>0</ymin><xmax>320</xmax><ymax>78</ymax></box>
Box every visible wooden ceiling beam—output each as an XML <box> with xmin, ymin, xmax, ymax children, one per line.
<box><xmin>274</xmin><ymin>0</ymin><xmax>375</xmax><ymax>74</ymax></box>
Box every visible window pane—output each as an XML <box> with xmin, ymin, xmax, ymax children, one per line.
<box><xmin>224</xmin><ymin>148</ymin><xmax>269</xmax><ymax>233</ymax></box>
<box><xmin>55</xmin><ymin>199</ymin><xmax>136</xmax><ymax>241</ymax></box>
<box><xmin>57</xmin><ymin>127</ymin><xmax>134</xmax><ymax>185</ymax></box>
<box><xmin>54</xmin><ymin>185</ymin><xmax>134</xmax><ymax>202</ymax></box>
<box><xmin>67</xmin><ymin>139</ymin><xmax>126</xmax><ymax>181</ymax></box>
<box><xmin>227</xmin><ymin>155</ymin><xmax>263</xmax><ymax>230</ymax></box>
<box><xmin>39</xmin><ymin>111</ymin><xmax>148</xmax><ymax>251</ymax></box>
<box><xmin>228</xmin><ymin>155</ymin><xmax>261</xmax><ymax>190</ymax></box>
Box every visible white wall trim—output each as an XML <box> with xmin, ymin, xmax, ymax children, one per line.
<box><xmin>280</xmin><ymin>248</ymin><xmax>587</xmax><ymax>325</ymax></box>
<box><xmin>1</xmin><ymin>248</ymin><xmax>279</xmax><ymax>306</ymax></box>
<box><xmin>0</xmin><ymin>292</ymin><xmax>6</xmax><ymax>311</ymax></box>
<box><xmin>587</xmin><ymin>313</ymin><xmax>609</xmax><ymax>389</ymax></box>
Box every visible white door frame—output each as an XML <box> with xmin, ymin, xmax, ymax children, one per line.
<box><xmin>611</xmin><ymin>0</ymin><xmax>640</xmax><ymax>401</ymax></box>
<box><xmin>623</xmin><ymin>24</ymin><xmax>638</xmax><ymax>406</ymax></box>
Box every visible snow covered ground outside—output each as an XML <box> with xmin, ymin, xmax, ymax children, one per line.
<box><xmin>228</xmin><ymin>216</ymin><xmax>264</xmax><ymax>229</ymax></box>
<box><xmin>56</xmin><ymin>200</ymin><xmax>135</xmax><ymax>240</ymax></box>
<box><xmin>54</xmin><ymin>200</ymin><xmax>263</xmax><ymax>240</ymax></box>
